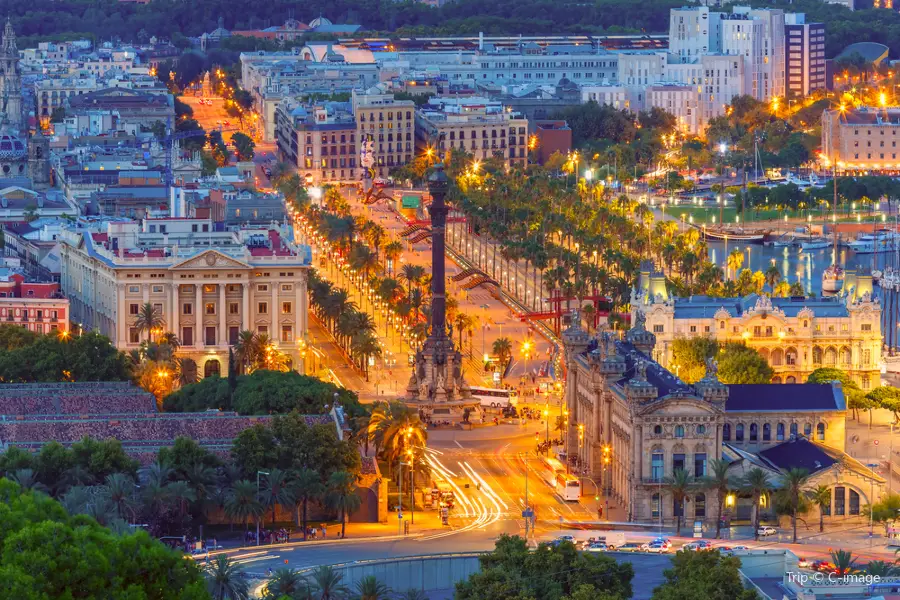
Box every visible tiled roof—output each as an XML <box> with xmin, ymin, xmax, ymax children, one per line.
<box><xmin>759</xmin><ymin>437</ymin><xmax>837</xmax><ymax>474</ymax></box>
<box><xmin>613</xmin><ymin>340</ymin><xmax>693</xmax><ymax>397</ymax></box>
<box><xmin>726</xmin><ymin>383</ymin><xmax>844</xmax><ymax>412</ymax></box>
<box><xmin>670</xmin><ymin>293</ymin><xmax>849</xmax><ymax>319</ymax></box>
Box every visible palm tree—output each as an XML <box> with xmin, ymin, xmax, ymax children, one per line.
<box><xmin>308</xmin><ymin>565</ymin><xmax>349</xmax><ymax>600</ymax></box>
<box><xmin>133</xmin><ymin>302</ymin><xmax>165</xmax><ymax>342</ymax></box>
<box><xmin>325</xmin><ymin>470</ymin><xmax>362</xmax><ymax>539</ymax></box>
<box><xmin>866</xmin><ymin>560</ymin><xmax>899</xmax><ymax>577</ymax></box>
<box><xmin>397</xmin><ymin>590</ymin><xmax>428</xmax><ymax>600</ymax></box>
<box><xmin>264</xmin><ymin>568</ymin><xmax>309</xmax><ymax>599</ymax></box>
<box><xmin>779</xmin><ymin>467</ymin><xmax>811</xmax><ymax>543</ymax></box>
<box><xmin>726</xmin><ymin>248</ymin><xmax>744</xmax><ymax>280</ymax></box>
<box><xmin>205</xmin><ymin>555</ymin><xmax>250</xmax><ymax>600</ymax></box>
<box><xmin>10</xmin><ymin>468</ymin><xmax>48</xmax><ymax>493</ymax></box>
<box><xmin>764</xmin><ymin>264</ymin><xmax>781</xmax><ymax>292</ymax></box>
<box><xmin>354</xmin><ymin>575</ymin><xmax>391</xmax><ymax>600</ymax></box>
<box><xmin>702</xmin><ymin>458</ymin><xmax>733</xmax><ymax>539</ymax></box>
<box><xmin>810</xmin><ymin>484</ymin><xmax>832</xmax><ymax>533</ymax></box>
<box><xmin>224</xmin><ymin>480</ymin><xmax>264</xmax><ymax>533</ymax></box>
<box><xmin>101</xmin><ymin>472</ymin><xmax>137</xmax><ymax>521</ymax></box>
<box><xmin>383</xmin><ymin>241</ymin><xmax>403</xmax><ymax>274</ymax></box>
<box><xmin>831</xmin><ymin>549</ymin><xmax>857</xmax><ymax>576</ymax></box>
<box><xmin>233</xmin><ymin>329</ymin><xmax>260</xmax><ymax>374</ymax></box>
<box><xmin>664</xmin><ymin>469</ymin><xmax>693</xmax><ymax>536</ymax></box>
<box><xmin>741</xmin><ymin>468</ymin><xmax>773</xmax><ymax>540</ymax></box>
<box><xmin>261</xmin><ymin>468</ymin><xmax>296</xmax><ymax>527</ymax></box>
<box><xmin>166</xmin><ymin>480</ymin><xmax>197</xmax><ymax>523</ymax></box>
<box><xmin>292</xmin><ymin>468</ymin><xmax>325</xmax><ymax>539</ymax></box>
<box><xmin>492</xmin><ymin>337</ymin><xmax>513</xmax><ymax>381</ymax></box>
<box><xmin>351</xmin><ymin>331</ymin><xmax>382</xmax><ymax>381</ymax></box>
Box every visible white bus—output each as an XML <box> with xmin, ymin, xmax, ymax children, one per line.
<box><xmin>556</xmin><ymin>473</ymin><xmax>582</xmax><ymax>501</ymax></box>
<box><xmin>541</xmin><ymin>457</ymin><xmax>566</xmax><ymax>486</ymax></box>
<box><xmin>470</xmin><ymin>386</ymin><xmax>519</xmax><ymax>408</ymax></box>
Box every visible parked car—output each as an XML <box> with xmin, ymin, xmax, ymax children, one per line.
<box><xmin>551</xmin><ymin>535</ymin><xmax>576</xmax><ymax>547</ymax></box>
<box><xmin>757</xmin><ymin>526</ymin><xmax>777</xmax><ymax>537</ymax></box>
<box><xmin>720</xmin><ymin>546</ymin><xmax>749</xmax><ymax>556</ymax></box>
<box><xmin>682</xmin><ymin>540</ymin><xmax>712</xmax><ymax>551</ymax></box>
<box><xmin>616</xmin><ymin>543</ymin><xmax>642</xmax><ymax>553</ymax></box>
<box><xmin>586</xmin><ymin>542</ymin><xmax>610</xmax><ymax>552</ymax></box>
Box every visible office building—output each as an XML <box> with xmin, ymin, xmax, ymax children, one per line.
<box><xmin>785</xmin><ymin>13</ymin><xmax>827</xmax><ymax>97</ymax></box>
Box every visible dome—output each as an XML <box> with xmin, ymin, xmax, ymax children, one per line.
<box><xmin>0</xmin><ymin>130</ymin><xmax>26</xmax><ymax>160</ymax></box>
<box><xmin>308</xmin><ymin>16</ymin><xmax>332</xmax><ymax>29</ymax></box>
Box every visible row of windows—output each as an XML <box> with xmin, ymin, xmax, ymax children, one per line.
<box><xmin>127</xmin><ymin>283</ymin><xmax>294</xmax><ymax>294</ymax></box>
<box><xmin>129</xmin><ymin>300</ymin><xmax>294</xmax><ymax>317</ymax></box>
<box><xmin>650</xmin><ymin>451</ymin><xmax>706</xmax><ymax>479</ymax></box>
<box><xmin>651</xmin><ymin>492</ymin><xmax>707</xmax><ymax>519</ymax></box>
<box><xmin>0</xmin><ymin>308</ymin><xmax>60</xmax><ymax>319</ymax></box>
<box><xmin>359</xmin><ymin>111</ymin><xmax>412</xmax><ymax>122</ymax></box>
<box><xmin>723</xmin><ymin>421</ymin><xmax>825</xmax><ymax>442</ymax></box>
<box><xmin>129</xmin><ymin>323</ymin><xmax>296</xmax><ymax>346</ymax></box>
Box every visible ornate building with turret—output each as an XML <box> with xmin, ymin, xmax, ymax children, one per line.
<box><xmin>562</xmin><ymin>313</ymin><xmax>885</xmax><ymax>529</ymax></box>
<box><xmin>0</xmin><ymin>20</ymin><xmax>50</xmax><ymax>190</ymax></box>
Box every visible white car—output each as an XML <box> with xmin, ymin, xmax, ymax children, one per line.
<box><xmin>586</xmin><ymin>542</ymin><xmax>609</xmax><ymax>552</ymax></box>
<box><xmin>757</xmin><ymin>526</ymin><xmax>777</xmax><ymax>537</ymax></box>
<box><xmin>720</xmin><ymin>545</ymin><xmax>749</xmax><ymax>556</ymax></box>
<box><xmin>641</xmin><ymin>541</ymin><xmax>672</xmax><ymax>553</ymax></box>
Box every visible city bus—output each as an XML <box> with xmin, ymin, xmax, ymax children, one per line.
<box><xmin>555</xmin><ymin>473</ymin><xmax>582</xmax><ymax>501</ymax></box>
<box><xmin>540</xmin><ymin>456</ymin><xmax>566</xmax><ymax>487</ymax></box>
<box><xmin>470</xmin><ymin>386</ymin><xmax>519</xmax><ymax>408</ymax></box>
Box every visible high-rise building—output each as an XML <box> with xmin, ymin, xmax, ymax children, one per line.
<box><xmin>785</xmin><ymin>13</ymin><xmax>826</xmax><ymax>97</ymax></box>
<box><xmin>352</xmin><ymin>90</ymin><xmax>416</xmax><ymax>179</ymax></box>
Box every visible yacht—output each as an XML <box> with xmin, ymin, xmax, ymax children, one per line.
<box><xmin>772</xmin><ymin>236</ymin><xmax>796</xmax><ymax>248</ymax></box>
<box><xmin>848</xmin><ymin>234</ymin><xmax>899</xmax><ymax>254</ymax></box>
<box><xmin>800</xmin><ymin>238</ymin><xmax>830</xmax><ymax>250</ymax></box>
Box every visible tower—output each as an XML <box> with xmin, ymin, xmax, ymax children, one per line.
<box><xmin>0</xmin><ymin>19</ymin><xmax>22</xmax><ymax>131</ymax></box>
<box><xmin>28</xmin><ymin>129</ymin><xmax>50</xmax><ymax>190</ymax></box>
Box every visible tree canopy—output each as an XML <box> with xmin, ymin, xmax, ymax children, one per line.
<box><xmin>0</xmin><ymin>478</ymin><xmax>210</xmax><ymax>599</ymax></box>
<box><xmin>669</xmin><ymin>337</ymin><xmax>772</xmax><ymax>384</ymax></box>
<box><xmin>163</xmin><ymin>369</ymin><xmax>364</xmax><ymax>418</ymax></box>
<box><xmin>651</xmin><ymin>547</ymin><xmax>759</xmax><ymax>600</ymax></box>
<box><xmin>455</xmin><ymin>534</ymin><xmax>633</xmax><ymax>600</ymax></box>
<box><xmin>0</xmin><ymin>327</ymin><xmax>131</xmax><ymax>383</ymax></box>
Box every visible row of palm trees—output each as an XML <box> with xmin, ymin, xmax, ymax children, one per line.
<box><xmin>358</xmin><ymin>401</ymin><xmax>428</xmax><ymax>484</ymax></box>
<box><xmin>668</xmin><ymin>460</ymin><xmax>831</xmax><ymax>543</ymax></box>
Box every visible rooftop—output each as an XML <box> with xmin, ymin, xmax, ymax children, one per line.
<box><xmin>669</xmin><ymin>293</ymin><xmax>852</xmax><ymax>319</ymax></box>
<box><xmin>758</xmin><ymin>437</ymin><xmax>837</xmax><ymax>475</ymax></box>
<box><xmin>726</xmin><ymin>383</ymin><xmax>845</xmax><ymax>413</ymax></box>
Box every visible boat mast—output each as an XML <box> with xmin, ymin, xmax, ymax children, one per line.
<box><xmin>832</xmin><ymin>160</ymin><xmax>838</xmax><ymax>263</ymax></box>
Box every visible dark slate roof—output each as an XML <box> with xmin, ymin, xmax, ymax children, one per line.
<box><xmin>671</xmin><ymin>293</ymin><xmax>849</xmax><ymax>319</ymax></box>
<box><xmin>759</xmin><ymin>438</ymin><xmax>837</xmax><ymax>475</ymax></box>
<box><xmin>725</xmin><ymin>383</ymin><xmax>844</xmax><ymax>413</ymax></box>
<box><xmin>613</xmin><ymin>340</ymin><xmax>693</xmax><ymax>397</ymax></box>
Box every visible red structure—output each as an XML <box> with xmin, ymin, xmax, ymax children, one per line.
<box><xmin>534</xmin><ymin>120</ymin><xmax>572</xmax><ymax>165</ymax></box>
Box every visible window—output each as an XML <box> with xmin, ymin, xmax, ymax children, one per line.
<box><xmin>762</xmin><ymin>423</ymin><xmax>771</xmax><ymax>441</ymax></box>
<box><xmin>258</xmin><ymin>302</ymin><xmax>268</xmax><ymax>314</ymax></box>
<box><xmin>777</xmin><ymin>423</ymin><xmax>785</xmax><ymax>441</ymax></box>
<box><xmin>257</xmin><ymin>284</ymin><xmax>269</xmax><ymax>292</ymax></box>
<box><xmin>182</xmin><ymin>327</ymin><xmax>193</xmax><ymax>346</ymax></box>
<box><xmin>723</xmin><ymin>423</ymin><xmax>731</xmax><ymax>441</ymax></box>
<box><xmin>735</xmin><ymin>423</ymin><xmax>744</xmax><ymax>442</ymax></box>
<box><xmin>205</xmin><ymin>302</ymin><xmax>216</xmax><ymax>315</ymax></box>
<box><xmin>790</xmin><ymin>423</ymin><xmax>798</xmax><ymax>438</ymax></box>
<box><xmin>129</xmin><ymin>303</ymin><xmax>139</xmax><ymax>315</ymax></box>
<box><xmin>282</xmin><ymin>301</ymin><xmax>292</xmax><ymax>314</ymax></box>
<box><xmin>281</xmin><ymin>325</ymin><xmax>293</xmax><ymax>343</ymax></box>
<box><xmin>849</xmin><ymin>489</ymin><xmax>860</xmax><ymax>515</ymax></box>
<box><xmin>229</xmin><ymin>326</ymin><xmax>239</xmax><ymax>345</ymax></box>
<box><xmin>651</xmin><ymin>452</ymin><xmax>664</xmax><ymax>480</ymax></box>
<box><xmin>205</xmin><ymin>327</ymin><xmax>216</xmax><ymax>346</ymax></box>
<box><xmin>183</xmin><ymin>303</ymin><xmax>193</xmax><ymax>315</ymax></box>
<box><xmin>862</xmin><ymin>323</ymin><xmax>872</xmax><ymax>332</ymax></box>
<box><xmin>128</xmin><ymin>285</ymin><xmax>139</xmax><ymax>293</ymax></box>
<box><xmin>229</xmin><ymin>302</ymin><xmax>239</xmax><ymax>315</ymax></box>
<box><xmin>804</xmin><ymin>423</ymin><xmax>812</xmax><ymax>438</ymax></box>
<box><xmin>673</xmin><ymin>453</ymin><xmax>686</xmax><ymax>473</ymax></box>
<box><xmin>697</xmin><ymin>425</ymin><xmax>705</xmax><ymax>435</ymax></box>
<box><xmin>675</xmin><ymin>425</ymin><xmax>685</xmax><ymax>438</ymax></box>
<box><xmin>817</xmin><ymin>422</ymin><xmax>825</xmax><ymax>441</ymax></box>
<box><xmin>694</xmin><ymin>453</ymin><xmax>706</xmax><ymax>477</ymax></box>
<box><xmin>652</xmin><ymin>493</ymin><xmax>661</xmax><ymax>519</ymax></box>
<box><xmin>749</xmin><ymin>423</ymin><xmax>758</xmax><ymax>441</ymax></box>
<box><xmin>129</xmin><ymin>328</ymin><xmax>140</xmax><ymax>343</ymax></box>
<box><xmin>653</xmin><ymin>425</ymin><xmax>662</xmax><ymax>435</ymax></box>
<box><xmin>152</xmin><ymin>285</ymin><xmax>163</xmax><ymax>293</ymax></box>
<box><xmin>834</xmin><ymin>486</ymin><xmax>845</xmax><ymax>515</ymax></box>
<box><xmin>694</xmin><ymin>493</ymin><xmax>706</xmax><ymax>518</ymax></box>
<box><xmin>653</xmin><ymin>324</ymin><xmax>664</xmax><ymax>333</ymax></box>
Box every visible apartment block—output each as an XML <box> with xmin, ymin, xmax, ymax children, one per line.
<box><xmin>275</xmin><ymin>99</ymin><xmax>359</xmax><ymax>185</ymax></box>
<box><xmin>785</xmin><ymin>13</ymin><xmax>826</xmax><ymax>97</ymax></box>
<box><xmin>352</xmin><ymin>91</ymin><xmax>416</xmax><ymax>179</ymax></box>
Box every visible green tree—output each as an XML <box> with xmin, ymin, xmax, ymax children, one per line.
<box><xmin>810</xmin><ymin>484</ymin><xmax>832</xmax><ymax>533</ymax></box>
<box><xmin>651</xmin><ymin>548</ymin><xmax>758</xmax><ymax>600</ymax></box>
<box><xmin>865</xmin><ymin>492</ymin><xmax>900</xmax><ymax>535</ymax></box>
<box><xmin>231</xmin><ymin>132</ymin><xmax>255</xmax><ymax>161</ymax></box>
<box><xmin>778</xmin><ymin>468</ymin><xmax>811</xmax><ymax>544</ymax></box>
<box><xmin>260</xmin><ymin>467</ymin><xmax>295</xmax><ymax>526</ymax></box>
<box><xmin>355</xmin><ymin>575</ymin><xmax>391</xmax><ymax>600</ymax></box>
<box><xmin>491</xmin><ymin>337</ymin><xmax>513</xmax><ymax>381</ymax></box>
<box><xmin>325</xmin><ymin>470</ymin><xmax>362</xmax><ymax>539</ymax></box>
<box><xmin>718</xmin><ymin>342</ymin><xmax>774</xmax><ymax>384</ymax></box>
<box><xmin>292</xmin><ymin>467</ymin><xmax>325</xmax><ymax>539</ymax></box>
<box><xmin>205</xmin><ymin>555</ymin><xmax>249</xmax><ymax>600</ymax></box>
<box><xmin>741</xmin><ymin>468</ymin><xmax>772</xmax><ymax>540</ymax></box>
<box><xmin>670</xmin><ymin>337</ymin><xmax>718</xmax><ymax>383</ymax></box>
<box><xmin>664</xmin><ymin>469</ymin><xmax>693</xmax><ymax>536</ymax></box>
<box><xmin>808</xmin><ymin>368</ymin><xmax>866</xmax><ymax>420</ymax></box>
<box><xmin>455</xmin><ymin>534</ymin><xmax>633</xmax><ymax>600</ymax></box>
<box><xmin>702</xmin><ymin>458</ymin><xmax>734</xmax><ymax>540</ymax></box>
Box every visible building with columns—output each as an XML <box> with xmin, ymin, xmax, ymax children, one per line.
<box><xmin>632</xmin><ymin>264</ymin><xmax>882</xmax><ymax>390</ymax></box>
<box><xmin>58</xmin><ymin>217</ymin><xmax>311</xmax><ymax>378</ymax></box>
<box><xmin>561</xmin><ymin>316</ymin><xmax>884</xmax><ymax>529</ymax></box>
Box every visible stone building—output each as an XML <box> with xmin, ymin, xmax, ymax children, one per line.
<box><xmin>632</xmin><ymin>264</ymin><xmax>883</xmax><ymax>390</ymax></box>
<box><xmin>562</xmin><ymin>314</ymin><xmax>884</xmax><ymax>528</ymax></box>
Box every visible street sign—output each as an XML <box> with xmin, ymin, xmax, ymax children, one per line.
<box><xmin>522</xmin><ymin>508</ymin><xmax>534</xmax><ymax>518</ymax></box>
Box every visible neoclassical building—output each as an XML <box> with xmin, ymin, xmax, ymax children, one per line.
<box><xmin>562</xmin><ymin>316</ymin><xmax>885</xmax><ymax>528</ymax></box>
<box><xmin>632</xmin><ymin>265</ymin><xmax>883</xmax><ymax>390</ymax></box>
<box><xmin>59</xmin><ymin>217</ymin><xmax>311</xmax><ymax>377</ymax></box>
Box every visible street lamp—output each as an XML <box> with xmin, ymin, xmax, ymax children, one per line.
<box><xmin>543</xmin><ymin>405</ymin><xmax>549</xmax><ymax>443</ymax></box>
<box><xmin>256</xmin><ymin>470</ymin><xmax>269</xmax><ymax>546</ymax></box>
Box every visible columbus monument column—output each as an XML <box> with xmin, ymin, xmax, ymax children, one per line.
<box><xmin>405</xmin><ymin>165</ymin><xmax>474</xmax><ymax>418</ymax></box>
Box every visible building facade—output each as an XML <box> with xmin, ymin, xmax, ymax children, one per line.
<box><xmin>59</xmin><ymin>218</ymin><xmax>311</xmax><ymax>378</ymax></box>
<box><xmin>274</xmin><ymin>100</ymin><xmax>359</xmax><ymax>185</ymax></box>
<box><xmin>821</xmin><ymin>107</ymin><xmax>900</xmax><ymax>172</ymax></box>
<box><xmin>352</xmin><ymin>91</ymin><xmax>416</xmax><ymax>179</ymax></box>
<box><xmin>632</xmin><ymin>266</ymin><xmax>882</xmax><ymax>390</ymax></box>
<box><xmin>785</xmin><ymin>14</ymin><xmax>826</xmax><ymax>97</ymax></box>
<box><xmin>562</xmin><ymin>317</ymin><xmax>883</xmax><ymax>528</ymax></box>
